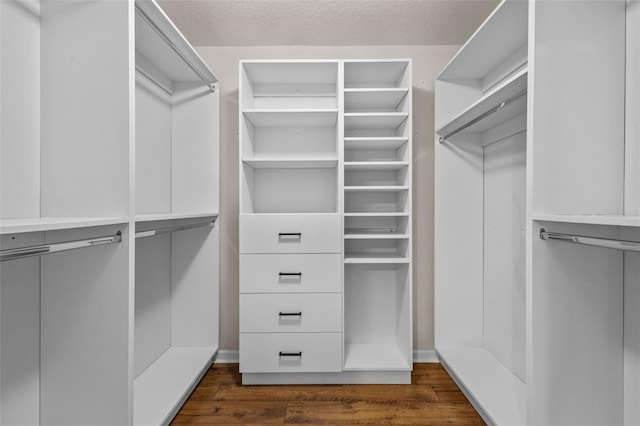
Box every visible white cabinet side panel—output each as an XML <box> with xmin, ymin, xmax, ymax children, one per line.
<box><xmin>627</xmin><ymin>0</ymin><xmax>640</xmax><ymax>215</ymax></box>
<box><xmin>531</xmin><ymin>222</ymin><xmax>623</xmax><ymax>425</ymax></box>
<box><xmin>40</xmin><ymin>226</ymin><xmax>130</xmax><ymax>425</ymax></box>
<box><xmin>623</xmin><ymin>227</ymin><xmax>640</xmax><ymax>426</ymax></box>
<box><xmin>0</xmin><ymin>0</ymin><xmax>40</xmax><ymax>219</ymax></box>
<box><xmin>434</xmin><ymin>133</ymin><xmax>484</xmax><ymax>347</ymax></box>
<box><xmin>531</xmin><ymin>0</ymin><xmax>626</xmax><ymax>216</ymax></box>
<box><xmin>40</xmin><ymin>0</ymin><xmax>130</xmax><ymax>217</ymax></box>
<box><xmin>172</xmin><ymin>83</ymin><xmax>220</xmax><ymax>215</ymax></box>
<box><xmin>135</xmin><ymin>234</ymin><xmax>171</xmax><ymax>377</ymax></box>
<box><xmin>483</xmin><ymin>132</ymin><xmax>526</xmax><ymax>382</ymax></box>
<box><xmin>0</xmin><ymin>234</ymin><xmax>42</xmax><ymax>426</ymax></box>
<box><xmin>135</xmin><ymin>75</ymin><xmax>172</xmax><ymax>215</ymax></box>
<box><xmin>171</xmin><ymin>224</ymin><xmax>219</xmax><ymax>347</ymax></box>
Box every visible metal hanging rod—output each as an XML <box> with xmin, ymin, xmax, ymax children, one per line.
<box><xmin>540</xmin><ymin>229</ymin><xmax>640</xmax><ymax>252</ymax></box>
<box><xmin>439</xmin><ymin>90</ymin><xmax>527</xmax><ymax>143</ymax></box>
<box><xmin>135</xmin><ymin>4</ymin><xmax>216</xmax><ymax>93</ymax></box>
<box><xmin>136</xmin><ymin>65</ymin><xmax>173</xmax><ymax>96</ymax></box>
<box><xmin>1</xmin><ymin>232</ymin><xmax>122</xmax><ymax>262</ymax></box>
<box><xmin>135</xmin><ymin>220</ymin><xmax>215</xmax><ymax>239</ymax></box>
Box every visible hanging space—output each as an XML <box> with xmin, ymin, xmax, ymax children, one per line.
<box><xmin>343</xmin><ymin>60</ymin><xmax>413</xmax><ymax>378</ymax></box>
<box><xmin>133</xmin><ymin>1</ymin><xmax>220</xmax><ymax>424</ymax></box>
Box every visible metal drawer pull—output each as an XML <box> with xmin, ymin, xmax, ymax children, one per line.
<box><xmin>279</xmin><ymin>272</ymin><xmax>302</xmax><ymax>277</ymax></box>
<box><xmin>279</xmin><ymin>351</ymin><xmax>302</xmax><ymax>357</ymax></box>
<box><xmin>279</xmin><ymin>312</ymin><xmax>302</xmax><ymax>317</ymax></box>
<box><xmin>278</xmin><ymin>232</ymin><xmax>301</xmax><ymax>239</ymax></box>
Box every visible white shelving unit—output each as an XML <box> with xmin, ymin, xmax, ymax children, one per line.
<box><xmin>435</xmin><ymin>1</ymin><xmax>638</xmax><ymax>425</ymax></box>
<box><xmin>343</xmin><ymin>60</ymin><xmax>412</xmax><ymax>377</ymax></box>
<box><xmin>0</xmin><ymin>1</ymin><xmax>220</xmax><ymax>424</ymax></box>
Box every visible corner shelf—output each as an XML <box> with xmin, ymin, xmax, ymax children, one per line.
<box><xmin>243</xmin><ymin>109</ymin><xmax>338</xmax><ymax>127</ymax></box>
<box><xmin>436</xmin><ymin>68</ymin><xmax>528</xmax><ymax>142</ymax></box>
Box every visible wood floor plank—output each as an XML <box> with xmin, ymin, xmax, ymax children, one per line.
<box><xmin>173</xmin><ymin>401</ymin><xmax>287</xmax><ymax>424</ymax></box>
<box><xmin>284</xmin><ymin>401</ymin><xmax>484</xmax><ymax>425</ymax></box>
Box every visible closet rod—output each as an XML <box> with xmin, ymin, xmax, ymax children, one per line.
<box><xmin>1</xmin><ymin>232</ymin><xmax>122</xmax><ymax>262</ymax></box>
<box><xmin>135</xmin><ymin>220</ymin><xmax>215</xmax><ymax>239</ymax></box>
<box><xmin>135</xmin><ymin>5</ymin><xmax>216</xmax><ymax>93</ymax></box>
<box><xmin>439</xmin><ymin>90</ymin><xmax>526</xmax><ymax>143</ymax></box>
<box><xmin>540</xmin><ymin>229</ymin><xmax>640</xmax><ymax>252</ymax></box>
<box><xmin>136</xmin><ymin>66</ymin><xmax>173</xmax><ymax>96</ymax></box>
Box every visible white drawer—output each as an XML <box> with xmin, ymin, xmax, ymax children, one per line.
<box><xmin>239</xmin><ymin>333</ymin><xmax>342</xmax><ymax>373</ymax></box>
<box><xmin>240</xmin><ymin>253</ymin><xmax>341</xmax><ymax>293</ymax></box>
<box><xmin>239</xmin><ymin>214</ymin><xmax>341</xmax><ymax>254</ymax></box>
<box><xmin>240</xmin><ymin>293</ymin><xmax>341</xmax><ymax>333</ymax></box>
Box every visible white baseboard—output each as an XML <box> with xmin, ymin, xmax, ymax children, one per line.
<box><xmin>214</xmin><ymin>349</ymin><xmax>239</xmax><ymax>363</ymax></box>
<box><xmin>214</xmin><ymin>349</ymin><xmax>439</xmax><ymax>364</ymax></box>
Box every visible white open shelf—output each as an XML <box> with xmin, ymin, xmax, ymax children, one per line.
<box><xmin>344</xmin><ymin>161</ymin><xmax>409</xmax><ymax>171</ymax></box>
<box><xmin>134</xmin><ymin>346</ymin><xmax>216</xmax><ymax>426</ymax></box>
<box><xmin>344</xmin><ymin>88</ymin><xmax>408</xmax><ymax>112</ymax></box>
<box><xmin>344</xmin><ymin>233</ymin><xmax>410</xmax><ymax>239</ymax></box>
<box><xmin>0</xmin><ymin>217</ymin><xmax>128</xmax><ymax>235</ymax></box>
<box><xmin>344</xmin><ymin>253</ymin><xmax>410</xmax><ymax>264</ymax></box>
<box><xmin>344</xmin><ymin>113</ymin><xmax>409</xmax><ymax>131</ymax></box>
<box><xmin>345</xmin><ymin>212</ymin><xmax>410</xmax><ymax>217</ymax></box>
<box><xmin>436</xmin><ymin>68</ymin><xmax>528</xmax><ymax>141</ymax></box>
<box><xmin>344</xmin><ymin>186</ymin><xmax>409</xmax><ymax>192</ymax></box>
<box><xmin>344</xmin><ymin>137</ymin><xmax>409</xmax><ymax>151</ymax></box>
<box><xmin>243</xmin><ymin>158</ymin><xmax>338</xmax><ymax>169</ymax></box>
<box><xmin>437</xmin><ymin>346</ymin><xmax>526</xmax><ymax>426</ymax></box>
<box><xmin>343</xmin><ymin>343</ymin><xmax>410</xmax><ymax>371</ymax></box>
<box><xmin>135</xmin><ymin>212</ymin><xmax>219</xmax><ymax>223</ymax></box>
<box><xmin>243</xmin><ymin>109</ymin><xmax>338</xmax><ymax>127</ymax></box>
<box><xmin>533</xmin><ymin>214</ymin><xmax>640</xmax><ymax>228</ymax></box>
<box><xmin>344</xmin><ymin>60</ymin><xmax>410</xmax><ymax>89</ymax></box>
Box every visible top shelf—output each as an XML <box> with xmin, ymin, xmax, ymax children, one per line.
<box><xmin>0</xmin><ymin>217</ymin><xmax>128</xmax><ymax>235</ymax></box>
<box><xmin>533</xmin><ymin>214</ymin><xmax>640</xmax><ymax>228</ymax></box>
<box><xmin>344</xmin><ymin>60</ymin><xmax>410</xmax><ymax>89</ymax></box>
<box><xmin>436</xmin><ymin>68</ymin><xmax>527</xmax><ymax>142</ymax></box>
<box><xmin>437</xmin><ymin>0</ymin><xmax>528</xmax><ymax>81</ymax></box>
<box><xmin>135</xmin><ymin>0</ymin><xmax>217</xmax><ymax>88</ymax></box>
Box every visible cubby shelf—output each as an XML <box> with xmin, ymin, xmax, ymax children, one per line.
<box><xmin>344</xmin><ymin>233</ymin><xmax>410</xmax><ymax>239</ymax></box>
<box><xmin>344</xmin><ymin>212</ymin><xmax>410</xmax><ymax>217</ymax></box>
<box><xmin>344</xmin><ymin>113</ymin><xmax>409</xmax><ymax>130</ymax></box>
<box><xmin>344</xmin><ymin>254</ymin><xmax>410</xmax><ymax>264</ymax></box>
<box><xmin>243</xmin><ymin>109</ymin><xmax>338</xmax><ymax>127</ymax></box>
<box><xmin>243</xmin><ymin>158</ymin><xmax>338</xmax><ymax>169</ymax></box>
<box><xmin>0</xmin><ymin>217</ymin><xmax>128</xmax><ymax>235</ymax></box>
<box><xmin>343</xmin><ymin>343</ymin><xmax>411</xmax><ymax>371</ymax></box>
<box><xmin>344</xmin><ymin>161</ymin><xmax>409</xmax><ymax>171</ymax></box>
<box><xmin>344</xmin><ymin>88</ymin><xmax>408</xmax><ymax>112</ymax></box>
<box><xmin>436</xmin><ymin>67</ymin><xmax>528</xmax><ymax>142</ymax></box>
<box><xmin>344</xmin><ymin>137</ymin><xmax>409</xmax><ymax>151</ymax></box>
<box><xmin>344</xmin><ymin>186</ymin><xmax>409</xmax><ymax>192</ymax></box>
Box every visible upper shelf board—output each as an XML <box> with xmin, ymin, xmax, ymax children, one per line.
<box><xmin>0</xmin><ymin>217</ymin><xmax>128</xmax><ymax>235</ymax></box>
<box><xmin>344</xmin><ymin>137</ymin><xmax>409</xmax><ymax>151</ymax></box>
<box><xmin>437</xmin><ymin>0</ymin><xmax>528</xmax><ymax>81</ymax></box>
<box><xmin>344</xmin><ymin>88</ymin><xmax>408</xmax><ymax>112</ymax></box>
<box><xmin>344</xmin><ymin>113</ymin><xmax>409</xmax><ymax>131</ymax></box>
<box><xmin>344</xmin><ymin>60</ymin><xmax>410</xmax><ymax>88</ymax></box>
<box><xmin>135</xmin><ymin>0</ymin><xmax>217</xmax><ymax>86</ymax></box>
<box><xmin>242</xmin><ymin>61</ymin><xmax>339</xmax><ymax>86</ymax></box>
<box><xmin>243</xmin><ymin>109</ymin><xmax>338</xmax><ymax>127</ymax></box>
<box><xmin>534</xmin><ymin>214</ymin><xmax>640</xmax><ymax>228</ymax></box>
<box><xmin>436</xmin><ymin>68</ymin><xmax>527</xmax><ymax>141</ymax></box>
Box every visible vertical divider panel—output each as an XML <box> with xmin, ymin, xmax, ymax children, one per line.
<box><xmin>626</xmin><ymin>0</ymin><xmax>640</xmax><ymax>215</ymax></box>
<box><xmin>623</xmin><ymin>227</ymin><xmax>640</xmax><ymax>426</ymax></box>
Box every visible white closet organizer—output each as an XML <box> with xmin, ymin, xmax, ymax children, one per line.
<box><xmin>239</xmin><ymin>59</ymin><xmax>412</xmax><ymax>384</ymax></box>
<box><xmin>435</xmin><ymin>0</ymin><xmax>637</xmax><ymax>425</ymax></box>
<box><xmin>0</xmin><ymin>0</ymin><xmax>220</xmax><ymax>424</ymax></box>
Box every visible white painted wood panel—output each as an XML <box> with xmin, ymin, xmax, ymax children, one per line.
<box><xmin>627</xmin><ymin>0</ymin><xmax>640</xmax><ymax>216</ymax></box>
<box><xmin>0</xmin><ymin>233</ymin><xmax>42</xmax><ymax>426</ymax></box>
<box><xmin>531</xmin><ymin>222</ymin><xmax>623</xmax><ymax>425</ymax></box>
<box><xmin>239</xmin><ymin>213</ymin><xmax>341</xmax><ymax>253</ymax></box>
<box><xmin>40</xmin><ymin>225</ymin><xmax>130</xmax><ymax>425</ymax></box>
<box><xmin>240</xmin><ymin>253</ymin><xmax>342</xmax><ymax>293</ymax></box>
<box><xmin>623</xmin><ymin>227</ymin><xmax>640</xmax><ymax>426</ymax></box>
<box><xmin>40</xmin><ymin>0</ymin><xmax>130</xmax><ymax>218</ymax></box>
<box><xmin>135</xmin><ymin>234</ymin><xmax>171</xmax><ymax>377</ymax></box>
<box><xmin>483</xmin><ymin>132</ymin><xmax>526</xmax><ymax>382</ymax></box>
<box><xmin>240</xmin><ymin>293</ymin><xmax>341</xmax><ymax>333</ymax></box>
<box><xmin>239</xmin><ymin>333</ymin><xmax>342</xmax><ymax>373</ymax></box>
<box><xmin>0</xmin><ymin>0</ymin><xmax>40</xmax><ymax>219</ymax></box>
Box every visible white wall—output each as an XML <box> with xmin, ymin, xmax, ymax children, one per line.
<box><xmin>196</xmin><ymin>45</ymin><xmax>459</xmax><ymax>354</ymax></box>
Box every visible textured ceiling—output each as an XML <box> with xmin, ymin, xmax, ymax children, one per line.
<box><xmin>157</xmin><ymin>0</ymin><xmax>500</xmax><ymax>46</ymax></box>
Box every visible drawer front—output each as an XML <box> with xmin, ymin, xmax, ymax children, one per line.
<box><xmin>240</xmin><ymin>253</ymin><xmax>341</xmax><ymax>293</ymax></box>
<box><xmin>240</xmin><ymin>214</ymin><xmax>341</xmax><ymax>254</ymax></box>
<box><xmin>240</xmin><ymin>333</ymin><xmax>342</xmax><ymax>373</ymax></box>
<box><xmin>240</xmin><ymin>293</ymin><xmax>341</xmax><ymax>333</ymax></box>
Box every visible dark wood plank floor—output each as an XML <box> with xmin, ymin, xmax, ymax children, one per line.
<box><xmin>172</xmin><ymin>363</ymin><xmax>485</xmax><ymax>424</ymax></box>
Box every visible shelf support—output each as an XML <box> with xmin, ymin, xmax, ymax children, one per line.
<box><xmin>539</xmin><ymin>229</ymin><xmax>640</xmax><ymax>252</ymax></box>
<box><xmin>1</xmin><ymin>232</ymin><xmax>122</xmax><ymax>262</ymax></box>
